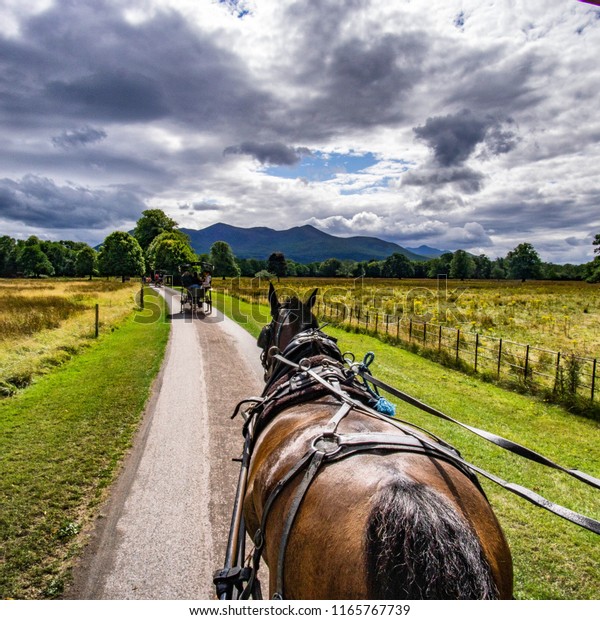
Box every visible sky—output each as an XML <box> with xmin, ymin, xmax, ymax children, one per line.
<box><xmin>0</xmin><ymin>0</ymin><xmax>599</xmax><ymax>264</ymax></box>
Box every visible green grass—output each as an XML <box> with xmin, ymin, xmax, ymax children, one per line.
<box><xmin>215</xmin><ymin>292</ymin><xmax>600</xmax><ymax>600</ymax></box>
<box><xmin>0</xmin><ymin>288</ymin><xmax>170</xmax><ymax>599</ymax></box>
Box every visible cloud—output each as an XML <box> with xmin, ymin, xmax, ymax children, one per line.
<box><xmin>51</xmin><ymin>126</ymin><xmax>107</xmax><ymax>149</ymax></box>
<box><xmin>413</xmin><ymin>109</ymin><xmax>519</xmax><ymax>167</ymax></box>
<box><xmin>403</xmin><ymin>166</ymin><xmax>485</xmax><ymax>194</ymax></box>
<box><xmin>0</xmin><ymin>174</ymin><xmax>145</xmax><ymax>229</ymax></box>
<box><xmin>46</xmin><ymin>71</ymin><xmax>169</xmax><ymax>122</ymax></box>
<box><xmin>223</xmin><ymin>142</ymin><xmax>311</xmax><ymax>166</ymax></box>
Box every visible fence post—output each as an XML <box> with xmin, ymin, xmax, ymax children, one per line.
<box><xmin>474</xmin><ymin>333</ymin><xmax>479</xmax><ymax>372</ymax></box>
<box><xmin>397</xmin><ymin>317</ymin><xmax>401</xmax><ymax>343</ymax></box>
<box><xmin>423</xmin><ymin>322</ymin><xmax>427</xmax><ymax>345</ymax></box>
<box><xmin>374</xmin><ymin>312</ymin><xmax>379</xmax><ymax>334</ymax></box>
<box><xmin>554</xmin><ymin>351</ymin><xmax>561</xmax><ymax>392</ymax></box>
<box><xmin>409</xmin><ymin>319</ymin><xmax>413</xmax><ymax>341</ymax></box>
<box><xmin>438</xmin><ymin>325</ymin><xmax>442</xmax><ymax>351</ymax></box>
<box><xmin>497</xmin><ymin>338</ymin><xmax>503</xmax><ymax>378</ymax></box>
<box><xmin>385</xmin><ymin>315</ymin><xmax>389</xmax><ymax>335</ymax></box>
<box><xmin>95</xmin><ymin>303</ymin><xmax>99</xmax><ymax>338</ymax></box>
<box><xmin>524</xmin><ymin>344</ymin><xmax>530</xmax><ymax>380</ymax></box>
<box><xmin>140</xmin><ymin>284</ymin><xmax>144</xmax><ymax>309</ymax></box>
<box><xmin>456</xmin><ymin>329</ymin><xmax>460</xmax><ymax>362</ymax></box>
<box><xmin>592</xmin><ymin>358</ymin><xmax>597</xmax><ymax>401</ymax></box>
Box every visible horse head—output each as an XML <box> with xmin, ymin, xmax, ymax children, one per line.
<box><xmin>257</xmin><ymin>283</ymin><xmax>318</xmax><ymax>380</ymax></box>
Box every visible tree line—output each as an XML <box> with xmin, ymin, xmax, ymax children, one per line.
<box><xmin>1</xmin><ymin>209</ymin><xmax>599</xmax><ymax>283</ymax></box>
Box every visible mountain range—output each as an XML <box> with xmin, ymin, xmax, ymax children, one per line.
<box><xmin>179</xmin><ymin>223</ymin><xmax>445</xmax><ymax>264</ymax></box>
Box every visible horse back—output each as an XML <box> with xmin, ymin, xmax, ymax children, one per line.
<box><xmin>244</xmin><ymin>399</ymin><xmax>513</xmax><ymax>599</ymax></box>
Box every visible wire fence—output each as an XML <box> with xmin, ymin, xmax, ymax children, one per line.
<box><xmin>313</xmin><ymin>299</ymin><xmax>598</xmax><ymax>404</ymax></box>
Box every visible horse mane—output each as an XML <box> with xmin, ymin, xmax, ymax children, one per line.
<box><xmin>366</xmin><ymin>478</ymin><xmax>499</xmax><ymax>600</ymax></box>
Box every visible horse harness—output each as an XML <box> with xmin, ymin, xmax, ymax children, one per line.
<box><xmin>215</xmin><ymin>329</ymin><xmax>486</xmax><ymax>600</ymax></box>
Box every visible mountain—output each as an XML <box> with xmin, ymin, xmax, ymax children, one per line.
<box><xmin>179</xmin><ymin>223</ymin><xmax>432</xmax><ymax>263</ymax></box>
<box><xmin>405</xmin><ymin>245</ymin><xmax>448</xmax><ymax>258</ymax></box>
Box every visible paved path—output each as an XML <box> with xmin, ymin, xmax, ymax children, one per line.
<box><xmin>69</xmin><ymin>288</ymin><xmax>264</xmax><ymax>599</ymax></box>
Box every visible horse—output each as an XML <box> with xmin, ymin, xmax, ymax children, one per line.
<box><xmin>242</xmin><ymin>284</ymin><xmax>513</xmax><ymax>600</ymax></box>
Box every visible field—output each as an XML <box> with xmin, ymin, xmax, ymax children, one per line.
<box><xmin>0</xmin><ymin>285</ymin><xmax>170</xmax><ymax>598</ymax></box>
<box><xmin>214</xmin><ymin>291</ymin><xmax>600</xmax><ymax>600</ymax></box>
<box><xmin>222</xmin><ymin>277</ymin><xmax>600</xmax><ymax>354</ymax></box>
<box><xmin>219</xmin><ymin>278</ymin><xmax>600</xmax><ymax>413</ymax></box>
<box><xmin>0</xmin><ymin>279</ymin><xmax>143</xmax><ymax>396</ymax></box>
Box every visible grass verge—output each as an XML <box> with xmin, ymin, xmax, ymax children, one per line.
<box><xmin>215</xmin><ymin>292</ymin><xmax>600</xmax><ymax>600</ymax></box>
<box><xmin>0</xmin><ymin>287</ymin><xmax>170</xmax><ymax>599</ymax></box>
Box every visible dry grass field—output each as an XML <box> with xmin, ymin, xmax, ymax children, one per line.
<box><xmin>0</xmin><ymin>279</ymin><xmax>142</xmax><ymax>396</ymax></box>
<box><xmin>225</xmin><ymin>277</ymin><xmax>600</xmax><ymax>356</ymax></box>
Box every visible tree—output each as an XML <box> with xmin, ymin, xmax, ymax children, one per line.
<box><xmin>146</xmin><ymin>231</ymin><xmax>196</xmax><ymax>274</ymax></box>
<box><xmin>268</xmin><ymin>252</ymin><xmax>287</xmax><ymax>280</ymax></box>
<box><xmin>593</xmin><ymin>233</ymin><xmax>600</xmax><ymax>256</ymax></box>
<box><xmin>75</xmin><ymin>246</ymin><xmax>98</xmax><ymax>280</ymax></box>
<box><xmin>473</xmin><ymin>254</ymin><xmax>492</xmax><ymax>279</ymax></box>
<box><xmin>98</xmin><ymin>231</ymin><xmax>145</xmax><ymax>280</ymax></box>
<box><xmin>449</xmin><ymin>250</ymin><xmax>475</xmax><ymax>280</ymax></box>
<box><xmin>382</xmin><ymin>253</ymin><xmax>415</xmax><ymax>279</ymax></box>
<box><xmin>505</xmin><ymin>243</ymin><xmax>542</xmax><ymax>281</ymax></box>
<box><xmin>209</xmin><ymin>241</ymin><xmax>240</xmax><ymax>277</ymax></box>
<box><xmin>319</xmin><ymin>258</ymin><xmax>343</xmax><ymax>277</ymax></box>
<box><xmin>132</xmin><ymin>209</ymin><xmax>178</xmax><ymax>251</ymax></box>
<box><xmin>18</xmin><ymin>244</ymin><xmax>54</xmax><ymax>277</ymax></box>
<box><xmin>0</xmin><ymin>236</ymin><xmax>17</xmax><ymax>277</ymax></box>
<box><xmin>40</xmin><ymin>240</ymin><xmax>75</xmax><ymax>276</ymax></box>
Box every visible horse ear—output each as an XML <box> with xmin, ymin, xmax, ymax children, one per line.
<box><xmin>306</xmin><ymin>288</ymin><xmax>318</xmax><ymax>310</ymax></box>
<box><xmin>268</xmin><ymin>282</ymin><xmax>279</xmax><ymax>317</ymax></box>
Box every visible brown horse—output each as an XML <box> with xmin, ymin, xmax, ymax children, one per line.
<box><xmin>242</xmin><ymin>285</ymin><xmax>513</xmax><ymax>599</ymax></box>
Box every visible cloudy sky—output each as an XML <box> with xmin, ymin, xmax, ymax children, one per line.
<box><xmin>1</xmin><ymin>0</ymin><xmax>599</xmax><ymax>263</ymax></box>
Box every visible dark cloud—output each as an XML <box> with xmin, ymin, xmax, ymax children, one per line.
<box><xmin>413</xmin><ymin>109</ymin><xmax>518</xmax><ymax>167</ymax></box>
<box><xmin>46</xmin><ymin>71</ymin><xmax>168</xmax><ymax>122</ymax></box>
<box><xmin>403</xmin><ymin>166</ymin><xmax>485</xmax><ymax>194</ymax></box>
<box><xmin>270</xmin><ymin>1</ymin><xmax>429</xmax><ymax>140</ymax></box>
<box><xmin>0</xmin><ymin>175</ymin><xmax>145</xmax><ymax>229</ymax></box>
<box><xmin>51</xmin><ymin>126</ymin><xmax>107</xmax><ymax>149</ymax></box>
<box><xmin>0</xmin><ymin>1</ymin><xmax>275</xmax><ymax>134</ymax></box>
<box><xmin>223</xmin><ymin>142</ymin><xmax>311</xmax><ymax>166</ymax></box>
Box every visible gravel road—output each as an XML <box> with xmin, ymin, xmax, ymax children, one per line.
<box><xmin>68</xmin><ymin>288</ymin><xmax>265</xmax><ymax>599</ymax></box>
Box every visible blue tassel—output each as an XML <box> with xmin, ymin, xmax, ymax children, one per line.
<box><xmin>375</xmin><ymin>397</ymin><xmax>396</xmax><ymax>416</ymax></box>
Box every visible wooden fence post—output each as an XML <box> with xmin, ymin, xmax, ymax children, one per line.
<box><xmin>474</xmin><ymin>333</ymin><xmax>479</xmax><ymax>372</ymax></box>
<box><xmin>397</xmin><ymin>317</ymin><xmax>401</xmax><ymax>343</ymax></box>
<box><xmin>140</xmin><ymin>284</ymin><xmax>144</xmax><ymax>310</ymax></box>
<box><xmin>554</xmin><ymin>352</ymin><xmax>561</xmax><ymax>392</ymax></box>
<box><xmin>374</xmin><ymin>312</ymin><xmax>378</xmax><ymax>334</ymax></box>
<box><xmin>524</xmin><ymin>344</ymin><xmax>530</xmax><ymax>380</ymax></box>
<box><xmin>423</xmin><ymin>322</ymin><xmax>427</xmax><ymax>345</ymax></box>
<box><xmin>95</xmin><ymin>303</ymin><xmax>99</xmax><ymax>338</ymax></box>
<box><xmin>497</xmin><ymin>338</ymin><xmax>503</xmax><ymax>378</ymax></box>
<box><xmin>438</xmin><ymin>325</ymin><xmax>442</xmax><ymax>352</ymax></box>
<box><xmin>456</xmin><ymin>329</ymin><xmax>460</xmax><ymax>362</ymax></box>
<box><xmin>409</xmin><ymin>319</ymin><xmax>413</xmax><ymax>341</ymax></box>
<box><xmin>592</xmin><ymin>358</ymin><xmax>597</xmax><ymax>401</ymax></box>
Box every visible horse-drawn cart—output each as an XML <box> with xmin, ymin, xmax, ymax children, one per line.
<box><xmin>179</xmin><ymin>262</ymin><xmax>213</xmax><ymax>315</ymax></box>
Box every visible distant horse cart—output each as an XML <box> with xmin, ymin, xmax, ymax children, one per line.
<box><xmin>179</xmin><ymin>262</ymin><xmax>213</xmax><ymax>315</ymax></box>
<box><xmin>214</xmin><ymin>284</ymin><xmax>600</xmax><ymax>600</ymax></box>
